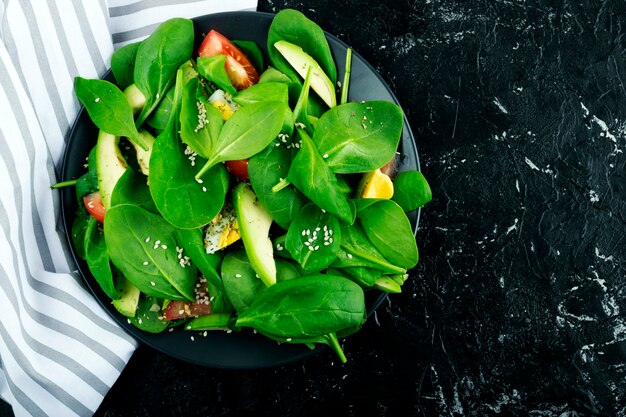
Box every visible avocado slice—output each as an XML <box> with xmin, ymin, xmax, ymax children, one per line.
<box><xmin>233</xmin><ymin>183</ymin><xmax>276</xmax><ymax>287</ymax></box>
<box><xmin>96</xmin><ymin>131</ymin><xmax>127</xmax><ymax>210</ymax></box>
<box><xmin>112</xmin><ymin>276</ymin><xmax>141</xmax><ymax>317</ymax></box>
<box><xmin>273</xmin><ymin>40</ymin><xmax>337</xmax><ymax>108</ymax></box>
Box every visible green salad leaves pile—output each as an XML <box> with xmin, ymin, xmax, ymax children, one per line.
<box><xmin>67</xmin><ymin>9</ymin><xmax>432</xmax><ymax>362</ymax></box>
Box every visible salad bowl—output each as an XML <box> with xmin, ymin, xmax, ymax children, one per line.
<box><xmin>61</xmin><ymin>11</ymin><xmax>420</xmax><ymax>368</ymax></box>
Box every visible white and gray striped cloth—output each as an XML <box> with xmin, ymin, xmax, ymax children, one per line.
<box><xmin>0</xmin><ymin>1</ymin><xmax>257</xmax><ymax>415</ymax></box>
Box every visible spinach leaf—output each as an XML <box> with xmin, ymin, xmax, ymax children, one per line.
<box><xmin>185</xmin><ymin>313</ymin><xmax>235</xmax><ymax>331</ymax></box>
<box><xmin>275</xmin><ymin>258</ymin><xmax>302</xmax><ymax>281</ymax></box>
<box><xmin>392</xmin><ymin>170</ymin><xmax>432</xmax><ymax>211</ymax></box>
<box><xmin>233</xmin><ymin>82</ymin><xmax>289</xmax><ymax>107</ymax></box>
<box><xmin>259</xmin><ymin>67</ymin><xmax>292</xmax><ymax>84</ymax></box>
<box><xmin>357</xmin><ymin>200</ymin><xmax>418</xmax><ymax>269</ymax></box>
<box><xmin>285</xmin><ymin>203</ymin><xmax>341</xmax><ymax>272</ymax></box>
<box><xmin>327</xmin><ymin>266</ymin><xmax>381</xmax><ymax>288</ymax></box>
<box><xmin>195</xmin><ymin>101</ymin><xmax>287</xmax><ymax>178</ymax></box>
<box><xmin>175</xmin><ymin>228</ymin><xmax>223</xmax><ymax>292</ymax></box>
<box><xmin>179</xmin><ymin>77</ymin><xmax>224</xmax><ymax>158</ymax></box>
<box><xmin>313</xmin><ymin>101</ymin><xmax>403</xmax><ymax>173</ymax></box>
<box><xmin>236</xmin><ymin>274</ymin><xmax>365</xmax><ymax>338</ymax></box>
<box><xmin>74</xmin><ymin>77</ymin><xmax>146</xmax><ymax>149</ymax></box>
<box><xmin>150</xmin><ymin>122</ymin><xmax>230</xmax><ymax>229</ymax></box>
<box><xmin>84</xmin><ymin>217</ymin><xmax>118</xmax><ymax>299</ymax></box>
<box><xmin>75</xmin><ymin>147</ymin><xmax>98</xmax><ymax>202</ymax></box>
<box><xmin>146</xmin><ymin>86</ymin><xmax>174</xmax><ymax>131</ymax></box>
<box><xmin>110</xmin><ymin>167</ymin><xmax>157</xmax><ymax>213</ymax></box>
<box><xmin>267</xmin><ymin>9</ymin><xmax>337</xmax><ymax>86</ymax></box>
<box><xmin>196</xmin><ymin>55</ymin><xmax>236</xmax><ymax>95</ymax></box>
<box><xmin>221</xmin><ymin>249</ymin><xmax>266</xmax><ymax>313</ymax></box>
<box><xmin>71</xmin><ymin>214</ymin><xmax>89</xmax><ymax>260</ymax></box>
<box><xmin>149</xmin><ymin>69</ymin><xmax>230</xmax><ymax>229</ymax></box>
<box><xmin>104</xmin><ymin>203</ymin><xmax>196</xmax><ymax>301</ymax></box>
<box><xmin>110</xmin><ymin>41</ymin><xmax>140</xmax><ymax>90</ymax></box>
<box><xmin>248</xmin><ymin>143</ymin><xmax>306</xmax><ymax>229</ymax></box>
<box><xmin>134</xmin><ymin>17</ymin><xmax>194</xmax><ymax>126</ymax></box>
<box><xmin>332</xmin><ymin>221</ymin><xmax>406</xmax><ymax>274</ymax></box>
<box><xmin>129</xmin><ymin>294</ymin><xmax>169</xmax><ymax>333</ymax></box>
<box><xmin>286</xmin><ymin>129</ymin><xmax>354</xmax><ymax>224</ymax></box>
<box><xmin>232</xmin><ymin>39</ymin><xmax>264</xmax><ymax>74</ymax></box>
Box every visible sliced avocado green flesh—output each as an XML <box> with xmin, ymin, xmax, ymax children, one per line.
<box><xmin>373</xmin><ymin>276</ymin><xmax>402</xmax><ymax>293</ymax></box>
<box><xmin>96</xmin><ymin>131</ymin><xmax>127</xmax><ymax>210</ymax></box>
<box><xmin>131</xmin><ymin>130</ymin><xmax>155</xmax><ymax>176</ymax></box>
<box><xmin>273</xmin><ymin>40</ymin><xmax>337</xmax><ymax>108</ymax></box>
<box><xmin>124</xmin><ymin>84</ymin><xmax>146</xmax><ymax>115</ymax></box>
<box><xmin>112</xmin><ymin>277</ymin><xmax>141</xmax><ymax>317</ymax></box>
<box><xmin>233</xmin><ymin>183</ymin><xmax>276</xmax><ymax>287</ymax></box>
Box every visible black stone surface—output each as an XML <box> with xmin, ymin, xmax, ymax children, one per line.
<box><xmin>2</xmin><ymin>1</ymin><xmax>624</xmax><ymax>416</ymax></box>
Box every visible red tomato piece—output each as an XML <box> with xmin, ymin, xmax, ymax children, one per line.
<box><xmin>83</xmin><ymin>191</ymin><xmax>106</xmax><ymax>223</ymax></box>
<box><xmin>198</xmin><ymin>30</ymin><xmax>260</xmax><ymax>91</ymax></box>
<box><xmin>225</xmin><ymin>159</ymin><xmax>249</xmax><ymax>182</ymax></box>
<box><xmin>162</xmin><ymin>280</ymin><xmax>212</xmax><ymax>321</ymax></box>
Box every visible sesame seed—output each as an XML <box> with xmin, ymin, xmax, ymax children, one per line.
<box><xmin>190</xmin><ymin>336</ymin><xmax>195</xmax><ymax>341</ymax></box>
<box><xmin>323</xmin><ymin>153</ymin><xmax>329</xmax><ymax>158</ymax></box>
<box><xmin>168</xmin><ymin>328</ymin><xmax>174</xmax><ymax>332</ymax></box>
<box><xmin>179</xmin><ymin>310</ymin><xmax>185</xmax><ymax>315</ymax></box>
<box><xmin>143</xmin><ymin>261</ymin><xmax>149</xmax><ymax>266</ymax></box>
<box><xmin>145</xmin><ymin>237</ymin><xmax>150</xmax><ymax>243</ymax></box>
<box><xmin>235</xmin><ymin>273</ymin><xmax>242</xmax><ymax>278</ymax></box>
<box><xmin>94</xmin><ymin>97</ymin><xmax>100</xmax><ymax>103</ymax></box>
<box><xmin>150</xmin><ymin>281</ymin><xmax>156</xmax><ymax>286</ymax></box>
<box><xmin>161</xmin><ymin>245</ymin><xmax>167</xmax><ymax>249</ymax></box>
<box><xmin>226</xmin><ymin>329</ymin><xmax>232</xmax><ymax>334</ymax></box>
<box><xmin>196</xmin><ymin>178</ymin><xmax>203</xmax><ymax>184</ymax></box>
<box><xmin>202</xmin><ymin>186</ymin><xmax>207</xmax><ymax>192</ymax></box>
<box><xmin>347</xmin><ymin>253</ymin><xmax>353</xmax><ymax>259</ymax></box>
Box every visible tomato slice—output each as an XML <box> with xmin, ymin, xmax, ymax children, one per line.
<box><xmin>198</xmin><ymin>30</ymin><xmax>259</xmax><ymax>91</ymax></box>
<box><xmin>162</xmin><ymin>280</ymin><xmax>212</xmax><ymax>321</ymax></box>
<box><xmin>83</xmin><ymin>191</ymin><xmax>106</xmax><ymax>223</ymax></box>
<box><xmin>225</xmin><ymin>159</ymin><xmax>249</xmax><ymax>182</ymax></box>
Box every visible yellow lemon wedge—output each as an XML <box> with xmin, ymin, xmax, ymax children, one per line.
<box><xmin>358</xmin><ymin>169</ymin><xmax>394</xmax><ymax>199</ymax></box>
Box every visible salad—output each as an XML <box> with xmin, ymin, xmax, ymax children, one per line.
<box><xmin>62</xmin><ymin>9</ymin><xmax>432</xmax><ymax>363</ymax></box>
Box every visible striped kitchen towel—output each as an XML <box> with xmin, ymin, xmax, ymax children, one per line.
<box><xmin>0</xmin><ymin>1</ymin><xmax>257</xmax><ymax>416</ymax></box>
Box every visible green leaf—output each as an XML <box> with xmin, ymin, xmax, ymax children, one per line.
<box><xmin>357</xmin><ymin>200</ymin><xmax>418</xmax><ymax>269</ymax></box>
<box><xmin>313</xmin><ymin>101</ymin><xmax>403</xmax><ymax>173</ymax></box>
<box><xmin>111</xmin><ymin>41</ymin><xmax>140</xmax><ymax>90</ymax></box>
<box><xmin>146</xmin><ymin>86</ymin><xmax>174</xmax><ymax>131</ymax></box>
<box><xmin>286</xmin><ymin>129</ymin><xmax>354</xmax><ymax>224</ymax></box>
<box><xmin>195</xmin><ymin>101</ymin><xmax>287</xmax><ymax>178</ymax></box>
<box><xmin>285</xmin><ymin>203</ymin><xmax>341</xmax><ymax>272</ymax></box>
<box><xmin>196</xmin><ymin>55</ymin><xmax>237</xmax><ymax>95</ymax></box>
<box><xmin>134</xmin><ymin>18</ymin><xmax>194</xmax><ymax>126</ymax></box>
<box><xmin>110</xmin><ymin>168</ymin><xmax>157</xmax><ymax>213</ymax></box>
<box><xmin>74</xmin><ymin>77</ymin><xmax>146</xmax><ymax>149</ymax></box>
<box><xmin>149</xmin><ymin>69</ymin><xmax>230</xmax><ymax>229</ymax></box>
<box><xmin>104</xmin><ymin>203</ymin><xmax>197</xmax><ymax>301</ymax></box>
<box><xmin>84</xmin><ymin>217</ymin><xmax>118</xmax><ymax>299</ymax></box>
<box><xmin>332</xmin><ymin>221</ymin><xmax>406</xmax><ymax>274</ymax></box>
<box><xmin>221</xmin><ymin>249</ymin><xmax>266</xmax><ymax>314</ymax></box>
<box><xmin>236</xmin><ymin>274</ymin><xmax>365</xmax><ymax>338</ymax></box>
<box><xmin>179</xmin><ymin>77</ymin><xmax>223</xmax><ymax>159</ymax></box>
<box><xmin>233</xmin><ymin>82</ymin><xmax>289</xmax><ymax>107</ymax></box>
<box><xmin>267</xmin><ymin>9</ymin><xmax>337</xmax><ymax>86</ymax></box>
<box><xmin>392</xmin><ymin>170</ymin><xmax>432</xmax><ymax>211</ymax></box>
<box><xmin>129</xmin><ymin>294</ymin><xmax>169</xmax><ymax>333</ymax></box>
<box><xmin>175</xmin><ymin>228</ymin><xmax>223</xmax><ymax>293</ymax></box>
<box><xmin>248</xmin><ymin>143</ymin><xmax>307</xmax><ymax>229</ymax></box>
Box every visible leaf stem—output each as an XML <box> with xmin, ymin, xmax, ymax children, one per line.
<box><xmin>327</xmin><ymin>332</ymin><xmax>347</xmax><ymax>363</ymax></box>
<box><xmin>340</xmin><ymin>48</ymin><xmax>352</xmax><ymax>105</ymax></box>
<box><xmin>50</xmin><ymin>179</ymin><xmax>78</xmax><ymax>189</ymax></box>
<box><xmin>195</xmin><ymin>158</ymin><xmax>216</xmax><ymax>180</ymax></box>
<box><xmin>271</xmin><ymin>178</ymin><xmax>291</xmax><ymax>193</ymax></box>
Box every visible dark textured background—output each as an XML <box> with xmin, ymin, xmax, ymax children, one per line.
<box><xmin>4</xmin><ymin>0</ymin><xmax>625</xmax><ymax>416</ymax></box>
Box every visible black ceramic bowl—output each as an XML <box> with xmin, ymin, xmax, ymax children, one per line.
<box><xmin>61</xmin><ymin>11</ymin><xmax>420</xmax><ymax>369</ymax></box>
